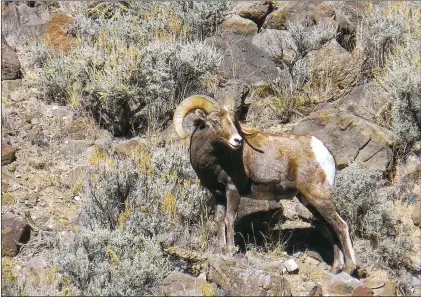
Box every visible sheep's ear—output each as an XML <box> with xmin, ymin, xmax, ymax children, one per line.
<box><xmin>195</xmin><ymin>109</ymin><xmax>207</xmax><ymax>122</ymax></box>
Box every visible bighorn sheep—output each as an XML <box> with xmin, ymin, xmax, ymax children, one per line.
<box><xmin>173</xmin><ymin>95</ymin><xmax>358</xmax><ymax>275</ymax></box>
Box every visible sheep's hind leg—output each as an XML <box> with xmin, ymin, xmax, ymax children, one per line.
<box><xmin>302</xmin><ymin>190</ymin><xmax>358</xmax><ymax>275</ymax></box>
<box><xmin>297</xmin><ymin>194</ymin><xmax>344</xmax><ymax>273</ymax></box>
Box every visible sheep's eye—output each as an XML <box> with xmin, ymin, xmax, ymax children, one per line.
<box><xmin>210</xmin><ymin>119</ymin><xmax>220</xmax><ymax>125</ymax></box>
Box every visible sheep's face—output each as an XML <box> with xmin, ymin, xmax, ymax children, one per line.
<box><xmin>196</xmin><ymin>107</ymin><xmax>243</xmax><ymax>150</ymax></box>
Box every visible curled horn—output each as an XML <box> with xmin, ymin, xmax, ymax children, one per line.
<box><xmin>173</xmin><ymin>95</ymin><xmax>219</xmax><ymax>139</ymax></box>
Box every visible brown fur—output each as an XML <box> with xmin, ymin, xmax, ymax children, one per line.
<box><xmin>186</xmin><ymin>105</ymin><xmax>358</xmax><ymax>275</ymax></box>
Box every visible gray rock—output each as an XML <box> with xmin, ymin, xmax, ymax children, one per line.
<box><xmin>231</xmin><ymin>1</ymin><xmax>273</xmax><ymax>25</ymax></box>
<box><xmin>328</xmin><ymin>272</ymin><xmax>364</xmax><ymax>295</ymax></box>
<box><xmin>162</xmin><ymin>271</ymin><xmax>219</xmax><ymax>296</ymax></box>
<box><xmin>1</xmin><ymin>34</ymin><xmax>21</xmax><ymax>80</ymax></box>
<box><xmin>292</xmin><ymin>108</ymin><xmax>394</xmax><ymax>171</ymax></box>
<box><xmin>222</xmin><ymin>15</ymin><xmax>258</xmax><ymax>36</ymax></box>
<box><xmin>283</xmin><ymin>259</ymin><xmax>299</xmax><ymax>273</ymax></box>
<box><xmin>1</xmin><ymin>213</ymin><xmax>31</xmax><ymax>257</ymax></box>
<box><xmin>412</xmin><ymin>200</ymin><xmax>421</xmax><ymax>227</ymax></box>
<box><xmin>251</xmin><ymin>29</ymin><xmax>297</xmax><ymax>65</ymax></box>
<box><xmin>206</xmin><ymin>31</ymin><xmax>280</xmax><ymax>85</ymax></box>
<box><xmin>208</xmin><ymin>254</ymin><xmax>292</xmax><ymax>296</ymax></box>
<box><xmin>263</xmin><ymin>2</ymin><xmax>317</xmax><ymax>30</ymax></box>
<box><xmin>214</xmin><ymin>79</ymin><xmax>250</xmax><ymax>119</ymax></box>
<box><xmin>336</xmin><ymin>83</ymin><xmax>390</xmax><ymax>122</ymax></box>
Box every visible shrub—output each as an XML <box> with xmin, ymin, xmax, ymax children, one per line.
<box><xmin>51</xmin><ymin>144</ymin><xmax>213</xmax><ymax>295</ymax></box>
<box><xmin>33</xmin><ymin>2</ymin><xmax>225</xmax><ymax>136</ymax></box>
<box><xmin>333</xmin><ymin>162</ymin><xmax>414</xmax><ymax>272</ymax></box>
<box><xmin>54</xmin><ymin>229</ymin><xmax>171</xmax><ymax>296</ymax></box>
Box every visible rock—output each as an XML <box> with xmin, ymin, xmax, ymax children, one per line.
<box><xmin>162</xmin><ymin>271</ymin><xmax>219</xmax><ymax>296</ymax></box>
<box><xmin>114</xmin><ymin>139</ymin><xmax>147</xmax><ymax>159</ymax></box>
<box><xmin>412</xmin><ymin>200</ymin><xmax>421</xmax><ymax>227</ymax></box>
<box><xmin>206</xmin><ymin>31</ymin><xmax>280</xmax><ymax>85</ymax></box>
<box><xmin>307</xmin><ymin>40</ymin><xmax>364</xmax><ymax>101</ymax></box>
<box><xmin>214</xmin><ymin>79</ymin><xmax>250</xmax><ymax>120</ymax></box>
<box><xmin>352</xmin><ymin>285</ymin><xmax>374</xmax><ymax>296</ymax></box>
<box><xmin>1</xmin><ymin>34</ymin><xmax>21</xmax><ymax>80</ymax></box>
<box><xmin>263</xmin><ymin>2</ymin><xmax>317</xmax><ymax>30</ymax></box>
<box><xmin>337</xmin><ymin>83</ymin><xmax>390</xmax><ymax>122</ymax></box>
<box><xmin>1</xmin><ymin>79</ymin><xmax>23</xmax><ymax>96</ymax></box>
<box><xmin>382</xmin><ymin>281</ymin><xmax>397</xmax><ymax>296</ymax></box>
<box><xmin>237</xmin><ymin>197</ymin><xmax>282</xmax><ymax>218</ymax></box>
<box><xmin>2</xmin><ymin>144</ymin><xmax>18</xmax><ymax>165</ymax></box>
<box><xmin>1</xmin><ymin>213</ymin><xmax>31</xmax><ymax>257</ymax></box>
<box><xmin>284</xmin><ymin>259</ymin><xmax>299</xmax><ymax>274</ymax></box>
<box><xmin>2</xmin><ymin>193</ymin><xmax>16</xmax><ymax>206</ymax></box>
<box><xmin>251</xmin><ymin>29</ymin><xmax>297</xmax><ymax>64</ymax></box>
<box><xmin>329</xmin><ymin>272</ymin><xmax>365</xmax><ymax>296</ymax></box>
<box><xmin>292</xmin><ymin>108</ymin><xmax>394</xmax><ymax>171</ymax></box>
<box><xmin>208</xmin><ymin>254</ymin><xmax>292</xmax><ymax>296</ymax></box>
<box><xmin>309</xmin><ymin>284</ymin><xmax>324</xmax><ymax>296</ymax></box>
<box><xmin>231</xmin><ymin>1</ymin><xmax>273</xmax><ymax>26</ymax></box>
<box><xmin>295</xmin><ymin>203</ymin><xmax>314</xmax><ymax>221</ymax></box>
<box><xmin>2</xmin><ymin>3</ymin><xmax>49</xmax><ymax>40</ymax></box>
<box><xmin>396</xmin><ymin>153</ymin><xmax>421</xmax><ymax>182</ymax></box>
<box><xmin>44</xmin><ymin>13</ymin><xmax>74</xmax><ymax>52</ymax></box>
<box><xmin>222</xmin><ymin>15</ymin><xmax>258</xmax><ymax>36</ymax></box>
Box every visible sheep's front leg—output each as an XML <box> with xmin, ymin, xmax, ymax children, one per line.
<box><xmin>225</xmin><ymin>182</ymin><xmax>241</xmax><ymax>256</ymax></box>
<box><xmin>215</xmin><ymin>203</ymin><xmax>226</xmax><ymax>252</ymax></box>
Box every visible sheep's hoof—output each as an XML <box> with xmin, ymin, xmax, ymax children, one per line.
<box><xmin>330</xmin><ymin>264</ymin><xmax>344</xmax><ymax>275</ymax></box>
<box><xmin>225</xmin><ymin>245</ymin><xmax>239</xmax><ymax>257</ymax></box>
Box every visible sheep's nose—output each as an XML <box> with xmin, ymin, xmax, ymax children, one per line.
<box><xmin>234</xmin><ymin>136</ymin><xmax>242</xmax><ymax>144</ymax></box>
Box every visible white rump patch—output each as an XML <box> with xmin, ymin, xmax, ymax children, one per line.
<box><xmin>311</xmin><ymin>136</ymin><xmax>336</xmax><ymax>186</ymax></box>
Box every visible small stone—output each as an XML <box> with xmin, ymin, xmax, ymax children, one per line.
<box><xmin>74</xmin><ymin>195</ymin><xmax>81</xmax><ymax>201</ymax></box>
<box><xmin>2</xmin><ymin>213</ymin><xmax>31</xmax><ymax>257</ymax></box>
<box><xmin>382</xmin><ymin>281</ymin><xmax>397</xmax><ymax>296</ymax></box>
<box><xmin>284</xmin><ymin>259</ymin><xmax>299</xmax><ymax>273</ymax></box>
<box><xmin>2</xmin><ymin>193</ymin><xmax>16</xmax><ymax>206</ymax></box>
<box><xmin>329</xmin><ymin>272</ymin><xmax>365</xmax><ymax>295</ymax></box>
<box><xmin>1</xmin><ymin>144</ymin><xmax>18</xmax><ymax>166</ymax></box>
<box><xmin>412</xmin><ymin>200</ymin><xmax>421</xmax><ymax>227</ymax></box>
<box><xmin>309</xmin><ymin>284</ymin><xmax>324</xmax><ymax>296</ymax></box>
<box><xmin>303</xmin><ymin>281</ymin><xmax>316</xmax><ymax>292</ymax></box>
<box><xmin>352</xmin><ymin>285</ymin><xmax>374</xmax><ymax>296</ymax></box>
<box><xmin>318</xmin><ymin>261</ymin><xmax>329</xmax><ymax>271</ymax></box>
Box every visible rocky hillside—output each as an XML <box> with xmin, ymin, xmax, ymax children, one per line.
<box><xmin>1</xmin><ymin>1</ymin><xmax>420</xmax><ymax>296</ymax></box>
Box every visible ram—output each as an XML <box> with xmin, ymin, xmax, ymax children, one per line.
<box><xmin>173</xmin><ymin>95</ymin><xmax>358</xmax><ymax>275</ymax></box>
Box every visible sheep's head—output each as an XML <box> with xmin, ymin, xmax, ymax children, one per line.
<box><xmin>173</xmin><ymin>95</ymin><xmax>243</xmax><ymax>150</ymax></box>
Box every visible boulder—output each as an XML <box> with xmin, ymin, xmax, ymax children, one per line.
<box><xmin>283</xmin><ymin>259</ymin><xmax>299</xmax><ymax>274</ymax></box>
<box><xmin>2</xmin><ymin>3</ymin><xmax>49</xmax><ymax>39</ymax></box>
<box><xmin>307</xmin><ymin>40</ymin><xmax>364</xmax><ymax>101</ymax></box>
<box><xmin>214</xmin><ymin>79</ymin><xmax>250</xmax><ymax>119</ymax></box>
<box><xmin>205</xmin><ymin>31</ymin><xmax>279</xmax><ymax>85</ymax></box>
<box><xmin>251</xmin><ymin>29</ymin><xmax>298</xmax><ymax>65</ymax></box>
<box><xmin>412</xmin><ymin>200</ymin><xmax>421</xmax><ymax>227</ymax></box>
<box><xmin>328</xmin><ymin>272</ymin><xmax>365</xmax><ymax>296</ymax></box>
<box><xmin>2</xmin><ymin>213</ymin><xmax>31</xmax><ymax>257</ymax></box>
<box><xmin>162</xmin><ymin>271</ymin><xmax>220</xmax><ymax>296</ymax></box>
<box><xmin>292</xmin><ymin>108</ymin><xmax>394</xmax><ymax>171</ymax></box>
<box><xmin>222</xmin><ymin>15</ymin><xmax>258</xmax><ymax>36</ymax></box>
<box><xmin>263</xmin><ymin>2</ymin><xmax>317</xmax><ymax>30</ymax></box>
<box><xmin>208</xmin><ymin>254</ymin><xmax>292</xmax><ymax>296</ymax></box>
<box><xmin>1</xmin><ymin>35</ymin><xmax>21</xmax><ymax>80</ymax></box>
<box><xmin>336</xmin><ymin>83</ymin><xmax>390</xmax><ymax>122</ymax></box>
<box><xmin>231</xmin><ymin>1</ymin><xmax>273</xmax><ymax>26</ymax></box>
<box><xmin>1</xmin><ymin>144</ymin><xmax>18</xmax><ymax>165</ymax></box>
<box><xmin>44</xmin><ymin>13</ymin><xmax>74</xmax><ymax>52</ymax></box>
